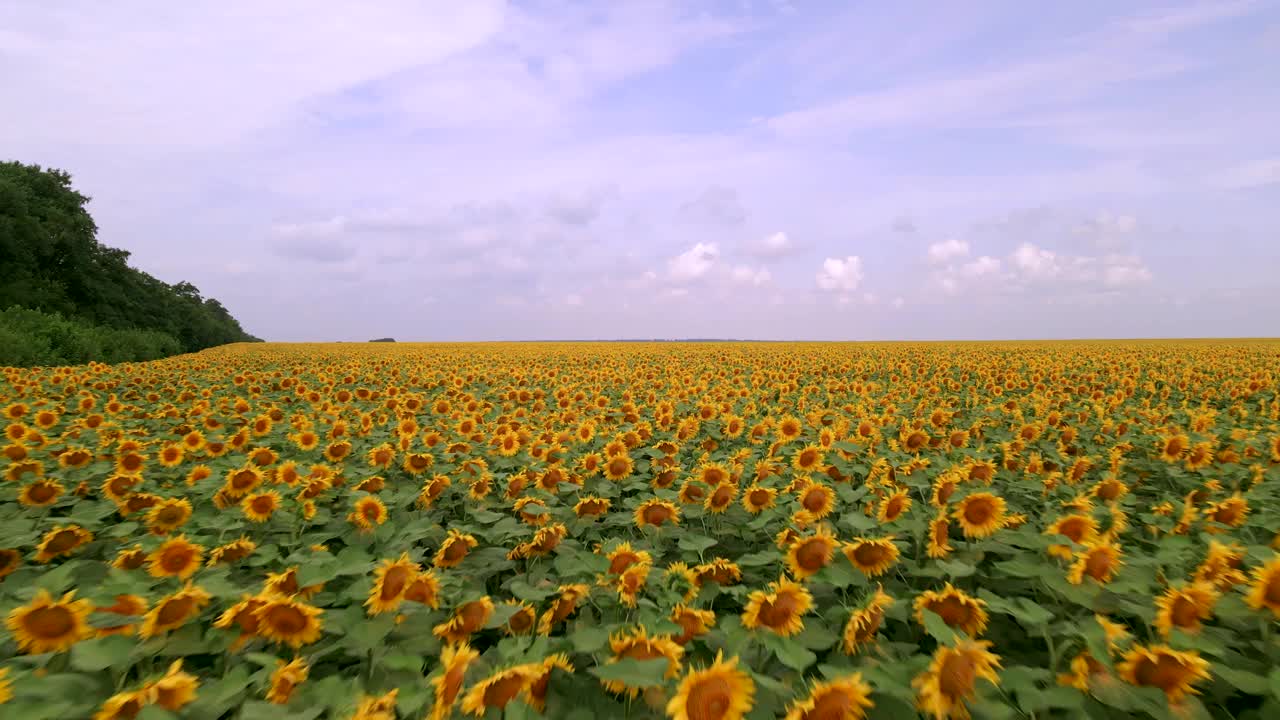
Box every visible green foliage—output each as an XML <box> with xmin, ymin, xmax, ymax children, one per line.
<box><xmin>0</xmin><ymin>160</ymin><xmax>258</xmax><ymax>365</ymax></box>
<box><xmin>0</xmin><ymin>306</ymin><xmax>183</xmax><ymax>366</ymax></box>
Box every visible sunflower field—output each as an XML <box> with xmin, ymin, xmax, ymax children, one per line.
<box><xmin>2</xmin><ymin>341</ymin><xmax>1280</xmax><ymax>720</ymax></box>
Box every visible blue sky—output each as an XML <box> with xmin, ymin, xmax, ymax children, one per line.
<box><xmin>3</xmin><ymin>0</ymin><xmax>1278</xmax><ymax>340</ymax></box>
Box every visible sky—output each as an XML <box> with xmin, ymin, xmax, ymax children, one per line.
<box><xmin>3</xmin><ymin>0</ymin><xmax>1279</xmax><ymax>341</ymax></box>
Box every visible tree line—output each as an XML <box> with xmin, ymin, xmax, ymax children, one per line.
<box><xmin>0</xmin><ymin>160</ymin><xmax>259</xmax><ymax>366</ymax></box>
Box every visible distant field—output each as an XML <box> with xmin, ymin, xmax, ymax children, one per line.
<box><xmin>2</xmin><ymin>341</ymin><xmax>1279</xmax><ymax>719</ymax></box>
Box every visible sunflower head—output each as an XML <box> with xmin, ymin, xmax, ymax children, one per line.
<box><xmin>914</xmin><ymin>639</ymin><xmax>1002</xmax><ymax>720</ymax></box>
<box><xmin>783</xmin><ymin>673</ymin><xmax>874</xmax><ymax>720</ymax></box>
<box><xmin>741</xmin><ymin>576</ymin><xmax>814</xmax><ymax>637</ymax></box>
<box><xmin>913</xmin><ymin>583</ymin><xmax>989</xmax><ymax>637</ymax></box>
<box><xmin>1116</xmin><ymin>644</ymin><xmax>1210</xmax><ymax>702</ymax></box>
<box><xmin>666</xmin><ymin>651</ymin><xmax>755</xmax><ymax>720</ymax></box>
<box><xmin>842</xmin><ymin>537</ymin><xmax>900</xmax><ymax>578</ymax></box>
<box><xmin>786</xmin><ymin>526</ymin><xmax>838</xmax><ymax>580</ymax></box>
<box><xmin>5</xmin><ymin>589</ymin><xmax>93</xmax><ymax>654</ymax></box>
<box><xmin>602</xmin><ymin>626</ymin><xmax>685</xmax><ymax>697</ymax></box>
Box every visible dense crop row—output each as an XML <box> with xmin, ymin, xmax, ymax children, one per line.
<box><xmin>1</xmin><ymin>341</ymin><xmax>1279</xmax><ymax>719</ymax></box>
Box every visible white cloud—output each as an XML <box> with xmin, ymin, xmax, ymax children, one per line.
<box><xmin>960</xmin><ymin>256</ymin><xmax>1002</xmax><ymax>277</ymax></box>
<box><xmin>730</xmin><ymin>265</ymin><xmax>772</xmax><ymax>286</ymax></box>
<box><xmin>669</xmin><ymin>242</ymin><xmax>720</xmax><ymax>281</ymax></box>
<box><xmin>927</xmin><ymin>238</ymin><xmax>970</xmax><ymax>263</ymax></box>
<box><xmin>565</xmin><ymin>293</ymin><xmax>584</xmax><ymax>306</ymax></box>
<box><xmin>748</xmin><ymin>230</ymin><xmax>799</xmax><ymax>259</ymax></box>
<box><xmin>272</xmin><ymin>216</ymin><xmax>348</xmax><ymax>238</ymax></box>
<box><xmin>891</xmin><ymin>297</ymin><xmax>905</xmax><ymax>309</ymax></box>
<box><xmin>1011</xmin><ymin>243</ymin><xmax>1060</xmax><ymax>278</ymax></box>
<box><xmin>816</xmin><ymin>256</ymin><xmax>864</xmax><ymax>291</ymax></box>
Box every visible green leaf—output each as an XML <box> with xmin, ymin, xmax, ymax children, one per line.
<box><xmin>936</xmin><ymin>559</ymin><xmax>976</xmax><ymax>578</ymax></box>
<box><xmin>570</xmin><ymin>627</ymin><xmax>611</xmax><ymax>653</ymax></box>
<box><xmin>509</xmin><ymin>578</ymin><xmax>556</xmax><ymax>601</ymax></box>
<box><xmin>920</xmin><ymin>610</ymin><xmax>961</xmax><ymax>644</ymax></box>
<box><xmin>588</xmin><ymin>657</ymin><xmax>670</xmax><ymax>688</ymax></box>
<box><xmin>70</xmin><ymin>635</ymin><xmax>135</xmax><ymax>672</ymax></box>
<box><xmin>678</xmin><ymin>535</ymin><xmax>717</xmax><ymax>553</ymax></box>
<box><xmin>770</xmin><ymin>638</ymin><xmax>816</xmax><ymax>671</ymax></box>
<box><xmin>1270</xmin><ymin>668</ymin><xmax>1280</xmax><ymax>701</ymax></box>
<box><xmin>294</xmin><ymin>556</ymin><xmax>340</xmax><ymax>587</ymax></box>
<box><xmin>1214</xmin><ymin>665</ymin><xmax>1271</xmax><ymax>695</ymax></box>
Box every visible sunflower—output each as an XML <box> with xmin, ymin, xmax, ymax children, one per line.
<box><xmin>742</xmin><ymin>484</ymin><xmax>777</xmax><ymax>514</ymax></box>
<box><xmin>671</xmin><ymin>605</ymin><xmax>717</xmax><ymax>645</ymax></box>
<box><xmin>263</xmin><ymin>567</ymin><xmax>324</xmax><ymax>600</ymax></box>
<box><xmin>503</xmin><ymin>600</ymin><xmax>537</xmax><ymax>635</ymax></box>
<box><xmin>242</xmin><ymin>490</ymin><xmax>281</xmax><ymax>522</ymax></box>
<box><xmin>147</xmin><ymin>535</ymin><xmax>205</xmax><ymax>579</ymax></box>
<box><xmin>1044</xmin><ymin>513</ymin><xmax>1099</xmax><ymax>560</ymax></box>
<box><xmin>113</xmin><ymin>545</ymin><xmax>147</xmax><ymax>571</ymax></box>
<box><xmin>254</xmin><ymin>595</ymin><xmax>324</xmax><ymax>648</ymax></box>
<box><xmin>434</xmin><ymin>529</ymin><xmax>478</xmax><ymax>569</ymax></box>
<box><xmin>6</xmin><ymin>589</ymin><xmax>93</xmax><ymax>653</ymax></box>
<box><xmin>604</xmin><ymin>542</ymin><xmax>652</xmax><ymax>578</ymax></box>
<box><xmin>429</xmin><ymin>643</ymin><xmax>478</xmax><ymax>720</ymax></box>
<box><xmin>1116</xmin><ymin>644</ymin><xmax>1210</xmax><ymax>702</ymax></box>
<box><xmin>635</xmin><ymin>499</ymin><xmax>681</xmax><ymax>528</ymax></box>
<box><xmin>366</xmin><ymin>553</ymin><xmax>421</xmax><ymax>615</ymax></box>
<box><xmin>537</xmin><ymin>584</ymin><xmax>589</xmax><ymax>635</ymax></box>
<box><xmin>667</xmin><ymin>651</ymin><xmax>755</xmax><ymax>720</ymax></box>
<box><xmin>0</xmin><ymin>548</ymin><xmax>20</xmax><ymax>579</ymax></box>
<box><xmin>1057</xmin><ymin>651</ymin><xmax>1109</xmax><ymax>691</ymax></box>
<box><xmin>604</xmin><ymin>453</ymin><xmax>634</xmax><ymax>481</ymax></box>
<box><xmin>208</xmin><ymin>536</ymin><xmax>257</xmax><ymax>566</ymax></box>
<box><xmin>617</xmin><ymin>564</ymin><xmax>651</xmax><ymax>607</ymax></box>
<box><xmin>601</xmin><ymin>626</ymin><xmax>685</xmax><ymax>697</ymax></box>
<box><xmin>266</xmin><ymin>658</ymin><xmax>310</xmax><ymax>705</ymax></box>
<box><xmin>92</xmin><ymin>690</ymin><xmax>150</xmax><ymax>720</ymax></box>
<box><xmin>914</xmin><ymin>583</ymin><xmax>989</xmax><ymax>637</ymax></box>
<box><xmin>876</xmin><ymin>488</ymin><xmax>912</xmax><ymax>524</ymax></box>
<box><xmin>842</xmin><ymin>585</ymin><xmax>894</xmax><ymax>654</ymax></box>
<box><xmin>665</xmin><ymin>562</ymin><xmax>701</xmax><ymax>604</ymax></box>
<box><xmin>0</xmin><ymin>667</ymin><xmax>9</xmax><ymax>705</ymax></box>
<box><xmin>693</xmin><ymin>558</ymin><xmax>742</xmax><ymax>586</ymax></box>
<box><xmin>224</xmin><ymin>465</ymin><xmax>264</xmax><ymax>498</ymax></box>
<box><xmin>18</xmin><ymin>478</ymin><xmax>63</xmax><ymax>507</ymax></box>
<box><xmin>1244</xmin><ymin>556</ymin><xmax>1280</xmax><ymax>617</ymax></box>
<box><xmin>147</xmin><ymin>498</ymin><xmax>192</xmax><ymax>534</ymax></box>
<box><xmin>33</xmin><ymin>524</ymin><xmax>93</xmax><ymax>563</ymax></box>
<box><xmin>792</xmin><ymin>444</ymin><xmax>825</xmax><ymax>474</ymax></box>
<box><xmin>214</xmin><ymin>594</ymin><xmax>265</xmax><ymax>650</ymax></box>
<box><xmin>1154</xmin><ymin>582</ymin><xmax>1219</xmax><ymax>636</ymax></box>
<box><xmin>433</xmin><ymin>597</ymin><xmax>494</xmax><ymax>644</ymax></box>
<box><xmin>842</xmin><ymin>537</ymin><xmax>900</xmax><ymax>577</ymax></box>
<box><xmin>1206</xmin><ymin>494</ymin><xmax>1250</xmax><ymax>528</ymax></box>
<box><xmin>95</xmin><ymin>594</ymin><xmax>148</xmax><ymax>637</ymax></box>
<box><xmin>520</xmin><ymin>653</ymin><xmax>574</xmax><ymax>713</ymax></box>
<box><xmin>350</xmin><ymin>689</ymin><xmax>399</xmax><ymax>720</ymax></box>
<box><xmin>349</xmin><ymin>495</ymin><xmax>388</xmax><ymax>531</ymax></box>
<box><xmin>786</xmin><ymin>526</ymin><xmax>838</xmax><ymax>580</ymax></box>
<box><xmin>1066</xmin><ymin>539</ymin><xmax>1123</xmax><ymax>586</ymax></box>
<box><xmin>927</xmin><ymin>513</ymin><xmax>953</xmax><ymax>559</ymax></box>
<box><xmin>507</xmin><ymin>524</ymin><xmax>567</xmax><ymax>560</ymax></box>
<box><xmin>953</xmin><ymin>492</ymin><xmax>1007</xmax><ymax>539</ymax></box>
<box><xmin>797</xmin><ymin>483</ymin><xmax>836</xmax><ymax>519</ymax></box>
<box><xmin>784</xmin><ymin>673</ymin><xmax>874</xmax><ymax>720</ymax></box>
<box><xmin>574</xmin><ymin>496</ymin><xmax>612</xmax><ymax>518</ymax></box>
<box><xmin>1157</xmin><ymin>434</ymin><xmax>1189</xmax><ymax>463</ymax></box>
<box><xmin>149</xmin><ymin>659</ymin><xmax>199</xmax><ymax>711</ymax></box>
<box><xmin>913</xmin><ymin>639</ymin><xmax>1002</xmax><ymax>720</ymax></box>
<box><xmin>742</xmin><ymin>576</ymin><xmax>814</xmax><ymax>637</ymax></box>
<box><xmin>704</xmin><ymin>482</ymin><xmax>737</xmax><ymax>513</ymax></box>
<box><xmin>460</xmin><ymin>666</ymin><xmax>536</xmax><ymax>717</ymax></box>
<box><xmin>404</xmin><ymin>570</ymin><xmax>442</xmax><ymax>608</ymax></box>
<box><xmin>140</xmin><ymin>582</ymin><xmax>212</xmax><ymax>638</ymax></box>
<box><xmin>403</xmin><ymin>452</ymin><xmax>434</xmax><ymax>475</ymax></box>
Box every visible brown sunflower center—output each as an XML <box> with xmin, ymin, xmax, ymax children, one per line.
<box><xmin>443</xmin><ymin>540</ymin><xmax>469</xmax><ymax>563</ymax></box>
<box><xmin>643</xmin><ymin>505</ymin><xmax>672</xmax><ymax>525</ymax></box>
<box><xmin>963</xmin><ymin>499</ymin><xmax>994</xmax><ymax>525</ymax></box>
<box><xmin>27</xmin><ymin>483</ymin><xmax>58</xmax><ymax>503</ymax></box>
<box><xmin>156</xmin><ymin>597</ymin><xmax>195</xmax><ymax>626</ymax></box>
<box><xmin>46</xmin><ymin>530</ymin><xmax>81</xmax><ymax>554</ymax></box>
<box><xmin>758</xmin><ymin>591</ymin><xmax>800</xmax><ymax>628</ymax></box>
<box><xmin>795</xmin><ymin>540</ymin><xmax>831</xmax><ymax>571</ymax></box>
<box><xmin>24</xmin><ymin>606</ymin><xmax>76</xmax><ymax>638</ymax></box>
<box><xmin>1084</xmin><ymin>549</ymin><xmax>1115</xmax><ymax>580</ymax></box>
<box><xmin>380</xmin><ymin>566</ymin><xmax>411</xmax><ymax>601</ymax></box>
<box><xmin>929</xmin><ymin>596</ymin><xmax>974</xmax><ymax>629</ymax></box>
<box><xmin>802</xmin><ymin>490</ymin><xmax>828</xmax><ymax>512</ymax></box>
<box><xmin>1263</xmin><ymin>575</ymin><xmax>1280</xmax><ymax>605</ymax></box>
<box><xmin>852</xmin><ymin>543</ymin><xmax>890</xmax><ymax>567</ymax></box>
<box><xmin>937</xmin><ymin>653</ymin><xmax>977</xmax><ymax>698</ymax></box>
<box><xmin>160</xmin><ymin>548</ymin><xmax>195</xmax><ymax>573</ymax></box>
<box><xmin>265</xmin><ymin>605</ymin><xmax>308</xmax><ymax>634</ymax></box>
<box><xmin>1168</xmin><ymin>596</ymin><xmax>1199</xmax><ymax>628</ymax></box>
<box><xmin>482</xmin><ymin>673</ymin><xmax>527</xmax><ymax>709</ymax></box>
<box><xmin>1133</xmin><ymin>655</ymin><xmax>1191</xmax><ymax>694</ymax></box>
<box><xmin>609</xmin><ymin>552</ymin><xmax>640</xmax><ymax>575</ymax></box>
<box><xmin>808</xmin><ymin>688</ymin><xmax>856</xmax><ymax>720</ymax></box>
<box><xmin>709</xmin><ymin>486</ymin><xmax>733</xmax><ymax>507</ymax></box>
